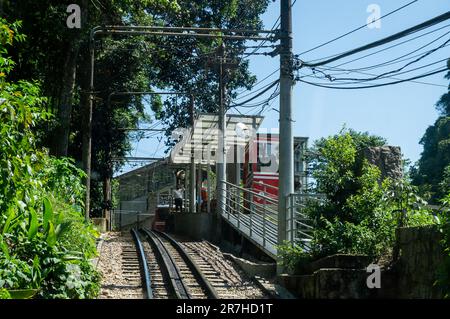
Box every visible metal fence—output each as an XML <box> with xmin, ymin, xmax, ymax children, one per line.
<box><xmin>286</xmin><ymin>193</ymin><xmax>324</xmax><ymax>250</ymax></box>
<box><xmin>220</xmin><ymin>180</ymin><xmax>278</xmax><ymax>258</ymax></box>
<box><xmin>219</xmin><ymin>180</ymin><xmax>325</xmax><ymax>257</ymax></box>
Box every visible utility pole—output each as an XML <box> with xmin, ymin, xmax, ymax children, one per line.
<box><xmin>189</xmin><ymin>96</ymin><xmax>196</xmax><ymax>214</ymax></box>
<box><xmin>204</xmin><ymin>44</ymin><xmax>239</xmax><ymax>241</ymax></box>
<box><xmin>216</xmin><ymin>43</ymin><xmax>226</xmax><ymax>239</ymax></box>
<box><xmin>278</xmin><ymin>0</ymin><xmax>294</xmax><ymax>274</ymax></box>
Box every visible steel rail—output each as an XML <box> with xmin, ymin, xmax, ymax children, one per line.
<box><xmin>130</xmin><ymin>228</ymin><xmax>153</xmax><ymax>299</ymax></box>
<box><xmin>141</xmin><ymin>228</ymin><xmax>191</xmax><ymax>299</ymax></box>
<box><xmin>152</xmin><ymin>230</ymin><xmax>219</xmax><ymax>299</ymax></box>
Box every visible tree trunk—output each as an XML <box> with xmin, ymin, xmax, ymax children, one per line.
<box><xmin>103</xmin><ymin>175</ymin><xmax>112</xmax><ymax>230</ymax></box>
<box><xmin>55</xmin><ymin>44</ymin><xmax>79</xmax><ymax>157</ymax></box>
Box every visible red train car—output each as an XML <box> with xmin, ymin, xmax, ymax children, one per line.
<box><xmin>243</xmin><ymin>133</ymin><xmax>279</xmax><ymax>203</ymax></box>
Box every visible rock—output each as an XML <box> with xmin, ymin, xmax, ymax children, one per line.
<box><xmin>362</xmin><ymin>146</ymin><xmax>403</xmax><ymax>180</ymax></box>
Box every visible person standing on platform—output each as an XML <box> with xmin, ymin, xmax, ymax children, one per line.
<box><xmin>173</xmin><ymin>186</ymin><xmax>184</xmax><ymax>213</ymax></box>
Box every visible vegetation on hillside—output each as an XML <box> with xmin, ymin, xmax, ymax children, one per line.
<box><xmin>0</xmin><ymin>19</ymin><xmax>99</xmax><ymax>299</ymax></box>
<box><xmin>279</xmin><ymin>129</ymin><xmax>436</xmax><ymax>273</ymax></box>
<box><xmin>412</xmin><ymin>60</ymin><xmax>450</xmax><ymax>203</ymax></box>
<box><xmin>1</xmin><ymin>0</ymin><xmax>270</xmax><ymax>216</ymax></box>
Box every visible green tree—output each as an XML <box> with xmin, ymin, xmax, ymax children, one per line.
<box><xmin>1</xmin><ymin>19</ymin><xmax>99</xmax><ymax>298</ymax></box>
<box><xmin>3</xmin><ymin>1</ymin><xmax>270</xmax><ymax>216</ymax></box>
<box><xmin>412</xmin><ymin>60</ymin><xmax>450</xmax><ymax>203</ymax></box>
<box><xmin>305</xmin><ymin>129</ymin><xmax>391</xmax><ymax>258</ymax></box>
<box><xmin>306</xmin><ymin>129</ymin><xmax>434</xmax><ymax>259</ymax></box>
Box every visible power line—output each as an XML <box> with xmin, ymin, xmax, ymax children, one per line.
<box><xmin>230</xmin><ymin>80</ymin><xmax>280</xmax><ymax>107</ymax></box>
<box><xmin>242</xmin><ymin>10</ymin><xmax>282</xmax><ymax>59</ymax></box>
<box><xmin>234</xmin><ymin>68</ymin><xmax>280</xmax><ymax>96</ymax></box>
<box><xmin>301</xmin><ymin>59</ymin><xmax>448</xmax><ymax>86</ymax></box>
<box><xmin>330</xmin><ymin>55</ymin><xmax>449</xmax><ymax>83</ymax></box>
<box><xmin>301</xmin><ymin>11</ymin><xmax>450</xmax><ymax>68</ymax></box>
<box><xmin>298</xmin><ymin>0</ymin><xmax>419</xmax><ymax>56</ymax></box>
<box><xmin>233</xmin><ymin>79</ymin><xmax>280</xmax><ymax>101</ymax></box>
<box><xmin>319</xmin><ymin>37</ymin><xmax>450</xmax><ymax>77</ymax></box>
<box><xmin>299</xmin><ymin>64</ymin><xmax>448</xmax><ymax>88</ymax></box>
<box><xmin>322</xmin><ymin>24</ymin><xmax>450</xmax><ymax>70</ymax></box>
<box><xmin>298</xmin><ymin>67</ymin><xmax>448</xmax><ymax>89</ymax></box>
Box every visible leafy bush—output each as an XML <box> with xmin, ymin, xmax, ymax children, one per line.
<box><xmin>0</xmin><ymin>19</ymin><xmax>100</xmax><ymax>298</ymax></box>
<box><xmin>277</xmin><ymin>241</ymin><xmax>311</xmax><ymax>275</ymax></box>
<box><xmin>436</xmin><ymin>193</ymin><xmax>450</xmax><ymax>298</ymax></box>
<box><xmin>305</xmin><ymin>129</ymin><xmax>435</xmax><ymax>259</ymax></box>
<box><xmin>0</xmin><ymin>288</ymin><xmax>11</xmax><ymax>299</ymax></box>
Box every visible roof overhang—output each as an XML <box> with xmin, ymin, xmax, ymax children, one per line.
<box><xmin>170</xmin><ymin>113</ymin><xmax>264</xmax><ymax>165</ymax></box>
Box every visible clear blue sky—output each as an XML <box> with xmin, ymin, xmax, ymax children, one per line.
<box><xmin>119</xmin><ymin>0</ymin><xmax>450</xmax><ymax>175</ymax></box>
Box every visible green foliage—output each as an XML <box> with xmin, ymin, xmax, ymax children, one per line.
<box><xmin>277</xmin><ymin>241</ymin><xmax>311</xmax><ymax>275</ymax></box>
<box><xmin>412</xmin><ymin>62</ymin><xmax>450</xmax><ymax>203</ymax></box>
<box><xmin>0</xmin><ymin>288</ymin><xmax>11</xmax><ymax>299</ymax></box>
<box><xmin>440</xmin><ymin>165</ymin><xmax>450</xmax><ymax>196</ymax></box>
<box><xmin>0</xmin><ymin>20</ymin><xmax>100</xmax><ymax>299</ymax></box>
<box><xmin>2</xmin><ymin>1</ymin><xmax>271</xmax><ymax>216</ymax></box>
<box><xmin>305</xmin><ymin>129</ymin><xmax>435</xmax><ymax>259</ymax></box>
<box><xmin>436</xmin><ymin>193</ymin><xmax>450</xmax><ymax>298</ymax></box>
<box><xmin>381</xmin><ymin>179</ymin><xmax>435</xmax><ymax>227</ymax></box>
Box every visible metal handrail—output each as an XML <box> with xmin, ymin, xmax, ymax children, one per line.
<box><xmin>224</xmin><ymin>193</ymin><xmax>278</xmax><ymax>223</ymax></box>
<box><xmin>220</xmin><ymin>181</ymin><xmax>279</xmax><ymax>254</ymax></box>
<box><xmin>222</xmin><ymin>180</ymin><xmax>278</xmax><ymax>204</ymax></box>
<box><xmin>252</xmin><ymin>180</ymin><xmax>279</xmax><ymax>191</ymax></box>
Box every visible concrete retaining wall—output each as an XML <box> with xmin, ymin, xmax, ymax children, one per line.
<box><xmin>277</xmin><ymin>226</ymin><xmax>445</xmax><ymax>299</ymax></box>
<box><xmin>223</xmin><ymin>253</ymin><xmax>276</xmax><ymax>278</ymax></box>
<box><xmin>173</xmin><ymin>213</ymin><xmax>212</xmax><ymax>240</ymax></box>
<box><xmin>393</xmin><ymin>225</ymin><xmax>444</xmax><ymax>298</ymax></box>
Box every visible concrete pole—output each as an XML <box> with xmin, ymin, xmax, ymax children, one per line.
<box><xmin>189</xmin><ymin>97</ymin><xmax>196</xmax><ymax>214</ymax></box>
<box><xmin>278</xmin><ymin>0</ymin><xmax>294</xmax><ymax>274</ymax></box>
<box><xmin>216</xmin><ymin>43</ymin><xmax>227</xmax><ymax>225</ymax></box>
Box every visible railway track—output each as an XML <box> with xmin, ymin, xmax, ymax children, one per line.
<box><xmin>115</xmin><ymin>229</ymin><xmax>272</xmax><ymax>299</ymax></box>
<box><xmin>141</xmin><ymin>228</ymin><xmax>218</xmax><ymax>299</ymax></box>
<box><xmin>126</xmin><ymin>229</ymin><xmax>152</xmax><ymax>298</ymax></box>
<box><xmin>179</xmin><ymin>240</ymin><xmax>269</xmax><ymax>299</ymax></box>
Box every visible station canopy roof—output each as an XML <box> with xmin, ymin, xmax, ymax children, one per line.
<box><xmin>170</xmin><ymin>113</ymin><xmax>264</xmax><ymax>165</ymax></box>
